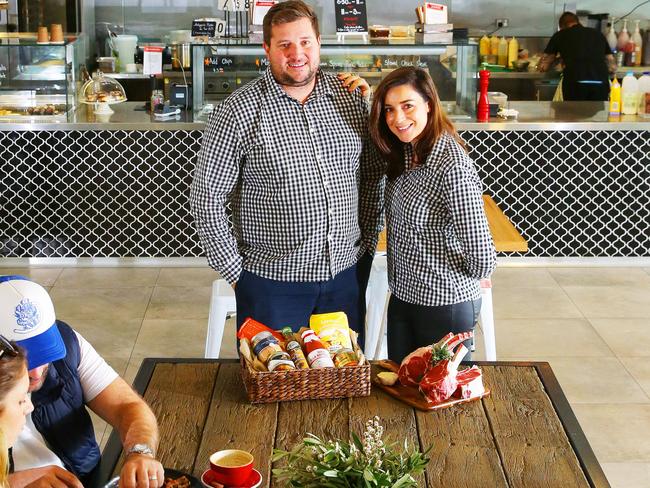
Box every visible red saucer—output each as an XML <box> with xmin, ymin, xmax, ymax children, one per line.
<box><xmin>201</xmin><ymin>469</ymin><xmax>262</xmax><ymax>488</ymax></box>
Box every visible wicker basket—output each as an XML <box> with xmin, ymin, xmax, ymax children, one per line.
<box><xmin>240</xmin><ymin>355</ymin><xmax>371</xmax><ymax>403</ymax></box>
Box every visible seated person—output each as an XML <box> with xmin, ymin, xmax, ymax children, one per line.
<box><xmin>1</xmin><ymin>336</ymin><xmax>81</xmax><ymax>488</ymax></box>
<box><xmin>0</xmin><ymin>276</ymin><xmax>164</xmax><ymax>488</ymax></box>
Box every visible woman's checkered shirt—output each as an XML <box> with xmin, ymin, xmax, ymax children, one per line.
<box><xmin>385</xmin><ymin>133</ymin><xmax>496</xmax><ymax>306</ymax></box>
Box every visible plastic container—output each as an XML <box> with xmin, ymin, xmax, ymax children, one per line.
<box><xmin>621</xmin><ymin>72</ymin><xmax>639</xmax><ymax>115</ymax></box>
<box><xmin>112</xmin><ymin>34</ymin><xmax>138</xmax><ymax>73</ymax></box>
<box><xmin>497</xmin><ymin>37</ymin><xmax>508</xmax><ymax>66</ymax></box>
<box><xmin>490</xmin><ymin>35</ymin><xmax>499</xmax><ymax>56</ymax></box>
<box><xmin>617</xmin><ymin>19</ymin><xmax>629</xmax><ymax>51</ymax></box>
<box><xmin>479</xmin><ymin>35</ymin><xmax>490</xmax><ymax>57</ymax></box>
<box><xmin>632</xmin><ymin>20</ymin><xmax>643</xmax><ymax>67</ymax></box>
<box><xmin>636</xmin><ymin>72</ymin><xmax>650</xmax><ymax>115</ymax></box>
<box><xmin>507</xmin><ymin>37</ymin><xmax>518</xmax><ymax>69</ymax></box>
<box><xmin>609</xmin><ymin>77</ymin><xmax>621</xmax><ymax>116</ymax></box>
<box><xmin>606</xmin><ymin>18</ymin><xmax>618</xmax><ymax>51</ymax></box>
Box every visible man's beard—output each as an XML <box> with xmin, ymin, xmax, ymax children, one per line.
<box><xmin>272</xmin><ymin>63</ymin><xmax>318</xmax><ymax>87</ymax></box>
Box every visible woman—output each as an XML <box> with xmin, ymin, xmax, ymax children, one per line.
<box><xmin>0</xmin><ymin>337</ymin><xmax>80</xmax><ymax>488</ymax></box>
<box><xmin>0</xmin><ymin>336</ymin><xmax>32</xmax><ymax>488</ymax></box>
<box><xmin>369</xmin><ymin>67</ymin><xmax>496</xmax><ymax>363</ymax></box>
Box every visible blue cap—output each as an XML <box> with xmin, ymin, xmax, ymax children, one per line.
<box><xmin>0</xmin><ymin>275</ymin><xmax>66</xmax><ymax>370</ymax></box>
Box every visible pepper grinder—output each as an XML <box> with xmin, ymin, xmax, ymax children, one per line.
<box><xmin>477</xmin><ymin>64</ymin><xmax>490</xmax><ymax>122</ymax></box>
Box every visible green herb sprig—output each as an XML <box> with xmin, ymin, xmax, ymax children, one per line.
<box><xmin>272</xmin><ymin>416</ymin><xmax>430</xmax><ymax>487</ymax></box>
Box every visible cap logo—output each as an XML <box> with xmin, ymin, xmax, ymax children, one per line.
<box><xmin>14</xmin><ymin>298</ymin><xmax>41</xmax><ymax>334</ymax></box>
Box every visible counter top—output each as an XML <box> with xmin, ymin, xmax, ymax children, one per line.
<box><xmin>1</xmin><ymin>101</ymin><xmax>649</xmax><ymax>131</ymax></box>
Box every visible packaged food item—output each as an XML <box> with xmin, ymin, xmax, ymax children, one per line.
<box><xmin>281</xmin><ymin>327</ymin><xmax>309</xmax><ymax>369</ymax></box>
<box><xmin>267</xmin><ymin>351</ymin><xmax>296</xmax><ymax>371</ymax></box>
<box><xmin>309</xmin><ymin>312</ymin><xmax>353</xmax><ymax>356</ymax></box>
<box><xmin>252</xmin><ymin>336</ymin><xmax>282</xmax><ymax>364</ymax></box>
<box><xmin>301</xmin><ymin>330</ymin><xmax>334</xmax><ymax>369</ymax></box>
<box><xmin>237</xmin><ymin>317</ymin><xmax>283</xmax><ymax>343</ymax></box>
<box><xmin>334</xmin><ymin>348</ymin><xmax>358</xmax><ymax>368</ymax></box>
<box><xmin>250</xmin><ymin>331</ymin><xmax>275</xmax><ymax>349</ymax></box>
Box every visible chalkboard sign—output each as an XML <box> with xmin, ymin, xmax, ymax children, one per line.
<box><xmin>192</xmin><ymin>20</ymin><xmax>217</xmax><ymax>37</ymax></box>
<box><xmin>334</xmin><ymin>0</ymin><xmax>368</xmax><ymax>34</ymax></box>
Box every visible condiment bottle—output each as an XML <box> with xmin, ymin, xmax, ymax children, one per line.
<box><xmin>507</xmin><ymin>37</ymin><xmax>518</xmax><ymax>69</ymax></box>
<box><xmin>490</xmin><ymin>35</ymin><xmax>499</xmax><ymax>56</ymax></box>
<box><xmin>617</xmin><ymin>19</ymin><xmax>630</xmax><ymax>51</ymax></box>
<box><xmin>281</xmin><ymin>327</ymin><xmax>309</xmax><ymax>369</ymax></box>
<box><xmin>477</xmin><ymin>64</ymin><xmax>491</xmax><ymax>122</ymax></box>
<box><xmin>632</xmin><ymin>20</ymin><xmax>643</xmax><ymax>67</ymax></box>
<box><xmin>479</xmin><ymin>35</ymin><xmax>490</xmax><ymax>59</ymax></box>
<box><xmin>497</xmin><ymin>37</ymin><xmax>508</xmax><ymax>66</ymax></box>
<box><xmin>609</xmin><ymin>77</ymin><xmax>621</xmax><ymax>116</ymax></box>
<box><xmin>606</xmin><ymin>18</ymin><xmax>618</xmax><ymax>52</ymax></box>
<box><xmin>301</xmin><ymin>330</ymin><xmax>334</xmax><ymax>369</ymax></box>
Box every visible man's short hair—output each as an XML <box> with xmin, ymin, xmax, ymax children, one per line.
<box><xmin>263</xmin><ymin>0</ymin><xmax>320</xmax><ymax>46</ymax></box>
<box><xmin>559</xmin><ymin>12</ymin><xmax>580</xmax><ymax>29</ymax></box>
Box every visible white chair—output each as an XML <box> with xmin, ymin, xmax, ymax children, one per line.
<box><xmin>479</xmin><ymin>278</ymin><xmax>497</xmax><ymax>361</ymax></box>
<box><xmin>205</xmin><ymin>279</ymin><xmax>236</xmax><ymax>358</ymax></box>
<box><xmin>364</xmin><ymin>254</ymin><xmax>389</xmax><ymax>360</ymax></box>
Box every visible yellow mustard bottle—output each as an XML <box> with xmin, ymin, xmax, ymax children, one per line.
<box><xmin>490</xmin><ymin>35</ymin><xmax>499</xmax><ymax>56</ymax></box>
<box><xmin>479</xmin><ymin>35</ymin><xmax>490</xmax><ymax>57</ymax></box>
<box><xmin>609</xmin><ymin>78</ymin><xmax>621</xmax><ymax>116</ymax></box>
<box><xmin>497</xmin><ymin>37</ymin><xmax>508</xmax><ymax>66</ymax></box>
<box><xmin>507</xmin><ymin>37</ymin><xmax>519</xmax><ymax>69</ymax></box>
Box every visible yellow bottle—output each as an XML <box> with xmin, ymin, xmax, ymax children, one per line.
<box><xmin>609</xmin><ymin>78</ymin><xmax>621</xmax><ymax>116</ymax></box>
<box><xmin>507</xmin><ymin>37</ymin><xmax>519</xmax><ymax>69</ymax></box>
<box><xmin>490</xmin><ymin>35</ymin><xmax>499</xmax><ymax>56</ymax></box>
<box><xmin>479</xmin><ymin>35</ymin><xmax>490</xmax><ymax>57</ymax></box>
<box><xmin>497</xmin><ymin>37</ymin><xmax>508</xmax><ymax>66</ymax></box>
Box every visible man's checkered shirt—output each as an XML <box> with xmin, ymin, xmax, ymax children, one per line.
<box><xmin>191</xmin><ymin>69</ymin><xmax>384</xmax><ymax>284</ymax></box>
<box><xmin>385</xmin><ymin>133</ymin><xmax>497</xmax><ymax>306</ymax></box>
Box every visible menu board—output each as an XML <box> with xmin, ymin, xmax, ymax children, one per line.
<box><xmin>334</xmin><ymin>0</ymin><xmax>368</xmax><ymax>34</ymax></box>
<box><xmin>192</xmin><ymin>20</ymin><xmax>217</xmax><ymax>37</ymax></box>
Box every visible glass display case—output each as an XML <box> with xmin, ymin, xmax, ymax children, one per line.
<box><xmin>0</xmin><ymin>35</ymin><xmax>84</xmax><ymax>120</ymax></box>
<box><xmin>190</xmin><ymin>38</ymin><xmax>478</xmax><ymax>121</ymax></box>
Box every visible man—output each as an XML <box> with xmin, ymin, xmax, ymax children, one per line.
<box><xmin>538</xmin><ymin>11</ymin><xmax>616</xmax><ymax>101</ymax></box>
<box><xmin>0</xmin><ymin>275</ymin><xmax>164</xmax><ymax>488</ymax></box>
<box><xmin>190</xmin><ymin>1</ymin><xmax>384</xmax><ymax>345</ymax></box>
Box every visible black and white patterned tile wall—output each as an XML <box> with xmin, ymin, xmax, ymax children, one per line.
<box><xmin>1</xmin><ymin>129</ymin><xmax>649</xmax><ymax>258</ymax></box>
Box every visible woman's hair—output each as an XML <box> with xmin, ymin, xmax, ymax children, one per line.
<box><xmin>0</xmin><ymin>341</ymin><xmax>27</xmax><ymax>488</ymax></box>
<box><xmin>369</xmin><ymin>67</ymin><xmax>466</xmax><ymax>180</ymax></box>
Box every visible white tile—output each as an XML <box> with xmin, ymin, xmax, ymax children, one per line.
<box><xmin>601</xmin><ymin>463</ymin><xmax>650</xmax><ymax>488</ymax></box>
<box><xmin>590</xmin><ymin>319</ymin><xmax>650</xmax><ymax>357</ymax></box>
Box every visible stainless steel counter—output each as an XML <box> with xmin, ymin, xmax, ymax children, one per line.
<box><xmin>1</xmin><ymin>101</ymin><xmax>649</xmax><ymax>131</ymax></box>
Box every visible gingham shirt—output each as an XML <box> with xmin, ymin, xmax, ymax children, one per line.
<box><xmin>191</xmin><ymin>69</ymin><xmax>384</xmax><ymax>284</ymax></box>
<box><xmin>385</xmin><ymin>133</ymin><xmax>496</xmax><ymax>306</ymax></box>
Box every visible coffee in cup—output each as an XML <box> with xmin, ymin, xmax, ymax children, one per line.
<box><xmin>209</xmin><ymin>449</ymin><xmax>254</xmax><ymax>485</ymax></box>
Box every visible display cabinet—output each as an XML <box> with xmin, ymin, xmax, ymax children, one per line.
<box><xmin>190</xmin><ymin>38</ymin><xmax>478</xmax><ymax>121</ymax></box>
<box><xmin>0</xmin><ymin>35</ymin><xmax>84</xmax><ymax>120</ymax></box>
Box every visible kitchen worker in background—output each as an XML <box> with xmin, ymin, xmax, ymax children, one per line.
<box><xmin>369</xmin><ymin>67</ymin><xmax>497</xmax><ymax>363</ymax></box>
<box><xmin>191</xmin><ymin>0</ymin><xmax>384</xmax><ymax>346</ymax></box>
<box><xmin>0</xmin><ymin>276</ymin><xmax>164</xmax><ymax>488</ymax></box>
<box><xmin>538</xmin><ymin>11</ymin><xmax>616</xmax><ymax>101</ymax></box>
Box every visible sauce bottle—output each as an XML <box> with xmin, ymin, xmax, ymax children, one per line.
<box><xmin>617</xmin><ymin>19</ymin><xmax>630</xmax><ymax>51</ymax></box>
<box><xmin>609</xmin><ymin>77</ymin><xmax>621</xmax><ymax>116</ymax></box>
<box><xmin>632</xmin><ymin>20</ymin><xmax>643</xmax><ymax>67</ymax></box>
<box><xmin>507</xmin><ymin>37</ymin><xmax>518</xmax><ymax>69</ymax></box>
<box><xmin>479</xmin><ymin>35</ymin><xmax>490</xmax><ymax>59</ymax></box>
<box><xmin>281</xmin><ymin>327</ymin><xmax>309</xmax><ymax>369</ymax></box>
<box><xmin>490</xmin><ymin>35</ymin><xmax>499</xmax><ymax>56</ymax></box>
<box><xmin>497</xmin><ymin>37</ymin><xmax>508</xmax><ymax>66</ymax></box>
<box><xmin>301</xmin><ymin>330</ymin><xmax>334</xmax><ymax>369</ymax></box>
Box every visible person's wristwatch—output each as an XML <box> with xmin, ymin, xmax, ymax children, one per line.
<box><xmin>126</xmin><ymin>443</ymin><xmax>155</xmax><ymax>458</ymax></box>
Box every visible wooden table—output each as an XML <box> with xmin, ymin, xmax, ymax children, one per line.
<box><xmin>97</xmin><ymin>359</ymin><xmax>609</xmax><ymax>488</ymax></box>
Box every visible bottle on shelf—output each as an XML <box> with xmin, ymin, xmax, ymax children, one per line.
<box><xmin>606</xmin><ymin>18</ymin><xmax>618</xmax><ymax>52</ymax></box>
<box><xmin>632</xmin><ymin>20</ymin><xmax>643</xmax><ymax>67</ymax></box>
<box><xmin>490</xmin><ymin>35</ymin><xmax>499</xmax><ymax>56</ymax></box>
<box><xmin>479</xmin><ymin>35</ymin><xmax>490</xmax><ymax>59</ymax></box>
<box><xmin>617</xmin><ymin>19</ymin><xmax>630</xmax><ymax>51</ymax></box>
<box><xmin>625</xmin><ymin>41</ymin><xmax>637</xmax><ymax>67</ymax></box>
<box><xmin>644</xmin><ymin>29</ymin><xmax>650</xmax><ymax>66</ymax></box>
<box><xmin>609</xmin><ymin>77</ymin><xmax>621</xmax><ymax>117</ymax></box>
<box><xmin>497</xmin><ymin>36</ymin><xmax>508</xmax><ymax>66</ymax></box>
<box><xmin>301</xmin><ymin>330</ymin><xmax>334</xmax><ymax>369</ymax></box>
<box><xmin>621</xmin><ymin>72</ymin><xmax>639</xmax><ymax>115</ymax></box>
<box><xmin>636</xmin><ymin>72</ymin><xmax>650</xmax><ymax>115</ymax></box>
<box><xmin>507</xmin><ymin>36</ymin><xmax>518</xmax><ymax>69</ymax></box>
<box><xmin>281</xmin><ymin>327</ymin><xmax>309</xmax><ymax>369</ymax></box>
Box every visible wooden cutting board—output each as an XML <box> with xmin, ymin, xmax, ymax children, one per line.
<box><xmin>372</xmin><ymin>360</ymin><xmax>490</xmax><ymax>412</ymax></box>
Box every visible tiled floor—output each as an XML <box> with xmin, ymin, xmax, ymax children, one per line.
<box><xmin>3</xmin><ymin>265</ymin><xmax>650</xmax><ymax>488</ymax></box>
